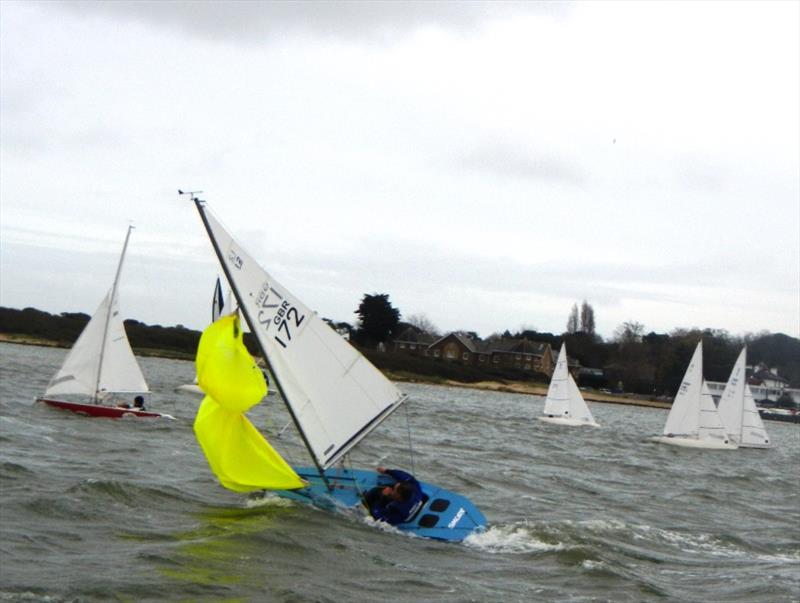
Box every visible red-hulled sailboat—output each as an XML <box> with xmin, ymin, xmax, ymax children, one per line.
<box><xmin>36</xmin><ymin>226</ymin><xmax>174</xmax><ymax>420</ymax></box>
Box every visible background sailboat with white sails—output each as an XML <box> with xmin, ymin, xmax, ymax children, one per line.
<box><xmin>36</xmin><ymin>226</ymin><xmax>172</xmax><ymax>419</ymax></box>
<box><xmin>176</xmin><ymin>276</ymin><xmax>238</xmax><ymax>395</ymax></box>
<box><xmin>211</xmin><ymin>276</ymin><xmax>226</xmax><ymax>323</ymax></box>
<box><xmin>188</xmin><ymin>194</ymin><xmax>486</xmax><ymax>541</ymax></box>
<box><xmin>650</xmin><ymin>341</ymin><xmax>735</xmax><ymax>449</ymax></box>
<box><xmin>538</xmin><ymin>343</ymin><xmax>599</xmax><ymax>427</ymax></box>
<box><xmin>717</xmin><ymin>347</ymin><xmax>771</xmax><ymax>448</ymax></box>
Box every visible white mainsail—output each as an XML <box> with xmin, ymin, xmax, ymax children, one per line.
<box><xmin>198</xmin><ymin>206</ymin><xmax>406</xmax><ymax>469</ymax></box>
<box><xmin>663</xmin><ymin>342</ymin><xmax>704</xmax><ymax>436</ymax></box>
<box><xmin>44</xmin><ymin>227</ymin><xmax>148</xmax><ymax>400</ymax></box>
<box><xmin>660</xmin><ymin>341</ymin><xmax>732</xmax><ymax>447</ymax></box>
<box><xmin>718</xmin><ymin>347</ymin><xmax>771</xmax><ymax>448</ymax></box>
<box><xmin>542</xmin><ymin>344</ymin><xmax>598</xmax><ymax>425</ymax></box>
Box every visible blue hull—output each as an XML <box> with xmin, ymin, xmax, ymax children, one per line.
<box><xmin>276</xmin><ymin>467</ymin><xmax>486</xmax><ymax>542</ymax></box>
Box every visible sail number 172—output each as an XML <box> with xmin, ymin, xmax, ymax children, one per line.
<box><xmin>273</xmin><ymin>300</ymin><xmax>304</xmax><ymax>348</ymax></box>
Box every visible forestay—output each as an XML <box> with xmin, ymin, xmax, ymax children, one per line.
<box><xmin>199</xmin><ymin>207</ymin><xmax>407</xmax><ymax>469</ymax></box>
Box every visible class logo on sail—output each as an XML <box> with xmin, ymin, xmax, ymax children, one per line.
<box><xmin>227</xmin><ymin>247</ymin><xmax>244</xmax><ymax>269</ymax></box>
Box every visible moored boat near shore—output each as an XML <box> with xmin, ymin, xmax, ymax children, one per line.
<box><xmin>757</xmin><ymin>407</ymin><xmax>800</xmax><ymax>423</ymax></box>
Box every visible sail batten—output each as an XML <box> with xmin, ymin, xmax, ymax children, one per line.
<box><xmin>196</xmin><ymin>203</ymin><xmax>407</xmax><ymax>469</ymax></box>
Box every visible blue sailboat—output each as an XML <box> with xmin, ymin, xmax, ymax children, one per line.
<box><xmin>187</xmin><ymin>193</ymin><xmax>486</xmax><ymax>542</ymax></box>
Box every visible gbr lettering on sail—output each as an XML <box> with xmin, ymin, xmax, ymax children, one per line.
<box><xmin>225</xmin><ymin>246</ymin><xmax>306</xmax><ymax>350</ymax></box>
<box><xmin>255</xmin><ymin>280</ymin><xmax>306</xmax><ymax>349</ymax></box>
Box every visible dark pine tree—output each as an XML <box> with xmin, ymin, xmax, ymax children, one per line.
<box><xmin>354</xmin><ymin>293</ymin><xmax>400</xmax><ymax>347</ymax></box>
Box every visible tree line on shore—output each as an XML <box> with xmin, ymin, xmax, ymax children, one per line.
<box><xmin>0</xmin><ymin>307</ymin><xmax>201</xmax><ymax>359</ymax></box>
<box><xmin>345</xmin><ymin>294</ymin><xmax>800</xmax><ymax>396</ymax></box>
<box><xmin>1</xmin><ymin>301</ymin><xmax>798</xmax><ymax>397</ymax></box>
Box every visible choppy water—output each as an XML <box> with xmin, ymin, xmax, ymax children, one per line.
<box><xmin>1</xmin><ymin>341</ymin><xmax>798</xmax><ymax>602</ymax></box>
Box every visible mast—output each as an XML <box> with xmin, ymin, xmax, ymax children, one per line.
<box><xmin>187</xmin><ymin>192</ymin><xmax>332</xmax><ymax>490</ymax></box>
<box><xmin>93</xmin><ymin>225</ymin><xmax>134</xmax><ymax>404</ymax></box>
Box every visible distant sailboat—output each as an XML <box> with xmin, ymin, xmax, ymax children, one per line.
<box><xmin>538</xmin><ymin>344</ymin><xmax>599</xmax><ymax>427</ymax></box>
<box><xmin>36</xmin><ymin>226</ymin><xmax>173</xmax><ymax>419</ymax></box>
<box><xmin>718</xmin><ymin>347</ymin><xmax>771</xmax><ymax>448</ymax></box>
<box><xmin>651</xmin><ymin>341</ymin><xmax>735</xmax><ymax>449</ymax></box>
<box><xmin>177</xmin><ymin>277</ymin><xmax>261</xmax><ymax>395</ymax></box>
<box><xmin>189</xmin><ymin>195</ymin><xmax>486</xmax><ymax>541</ymax></box>
<box><xmin>211</xmin><ymin>276</ymin><xmax>226</xmax><ymax>323</ymax></box>
<box><xmin>176</xmin><ymin>277</ymin><xmax>227</xmax><ymax>395</ymax></box>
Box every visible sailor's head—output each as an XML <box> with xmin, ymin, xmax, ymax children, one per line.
<box><xmin>383</xmin><ymin>482</ymin><xmax>413</xmax><ymax>502</ymax></box>
<box><xmin>133</xmin><ymin>396</ymin><xmax>144</xmax><ymax>407</ymax></box>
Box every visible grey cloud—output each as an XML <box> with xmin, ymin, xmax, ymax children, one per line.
<box><xmin>50</xmin><ymin>1</ymin><xmax>572</xmax><ymax>43</ymax></box>
<box><xmin>4</xmin><ymin>222</ymin><xmax>794</xmax><ymax>336</ymax></box>
<box><xmin>257</xmin><ymin>238</ymin><xmax>799</xmax><ymax>338</ymax></box>
<box><xmin>269</xmin><ymin>236</ymin><xmax>793</xmax><ymax>311</ymax></box>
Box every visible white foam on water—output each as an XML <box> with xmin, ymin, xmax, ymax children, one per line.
<box><xmin>0</xmin><ymin>592</ymin><xmax>64</xmax><ymax>602</ymax></box>
<box><xmin>540</xmin><ymin>518</ymin><xmax>799</xmax><ymax>566</ymax></box>
<box><xmin>573</xmin><ymin>518</ymin><xmax>629</xmax><ymax>532</ymax></box>
<box><xmin>631</xmin><ymin>524</ymin><xmax>800</xmax><ymax>563</ymax></box>
<box><xmin>361</xmin><ymin>514</ymin><xmax>407</xmax><ymax>536</ymax></box>
<box><xmin>244</xmin><ymin>493</ymin><xmax>296</xmax><ymax>509</ymax></box>
<box><xmin>464</xmin><ymin>521</ymin><xmax>565</xmax><ymax>554</ymax></box>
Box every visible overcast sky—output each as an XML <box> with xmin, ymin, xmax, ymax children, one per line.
<box><xmin>1</xmin><ymin>1</ymin><xmax>798</xmax><ymax>340</ymax></box>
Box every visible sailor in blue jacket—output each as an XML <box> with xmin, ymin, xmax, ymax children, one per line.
<box><xmin>364</xmin><ymin>467</ymin><xmax>424</xmax><ymax>525</ymax></box>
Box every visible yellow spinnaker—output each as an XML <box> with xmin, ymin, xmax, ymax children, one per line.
<box><xmin>193</xmin><ymin>314</ymin><xmax>305</xmax><ymax>491</ymax></box>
